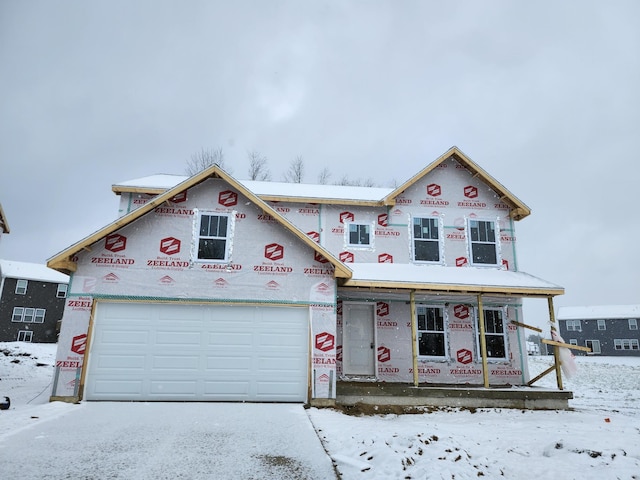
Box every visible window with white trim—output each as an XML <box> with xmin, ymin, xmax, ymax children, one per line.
<box><xmin>597</xmin><ymin>319</ymin><xmax>606</xmax><ymax>330</ymax></box>
<box><xmin>569</xmin><ymin>339</ymin><xmax>578</xmax><ymax>346</ymax></box>
<box><xmin>629</xmin><ymin>319</ymin><xmax>638</xmax><ymax>330</ymax></box>
<box><xmin>17</xmin><ymin>330</ymin><xmax>33</xmax><ymax>342</ymax></box>
<box><xmin>11</xmin><ymin>307</ymin><xmax>45</xmax><ymax>323</ymax></box>
<box><xmin>346</xmin><ymin>223</ymin><xmax>373</xmax><ymax>248</ymax></box>
<box><xmin>15</xmin><ymin>279</ymin><xmax>28</xmax><ymax>295</ymax></box>
<box><xmin>416</xmin><ymin>305</ymin><xmax>447</xmax><ymax>358</ymax></box>
<box><xmin>412</xmin><ymin>217</ymin><xmax>440</xmax><ymax>262</ymax></box>
<box><xmin>478</xmin><ymin>308</ymin><xmax>507</xmax><ymax>359</ymax></box>
<box><xmin>614</xmin><ymin>339</ymin><xmax>639</xmax><ymax>350</ymax></box>
<box><xmin>57</xmin><ymin>284</ymin><xmax>68</xmax><ymax>298</ymax></box>
<box><xmin>566</xmin><ymin>319</ymin><xmax>582</xmax><ymax>332</ymax></box>
<box><xmin>196</xmin><ymin>212</ymin><xmax>232</xmax><ymax>261</ymax></box>
<box><xmin>469</xmin><ymin>220</ymin><xmax>498</xmax><ymax>265</ymax></box>
<box><xmin>586</xmin><ymin>339</ymin><xmax>601</xmax><ymax>354</ymax></box>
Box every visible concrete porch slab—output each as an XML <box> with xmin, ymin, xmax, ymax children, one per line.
<box><xmin>336</xmin><ymin>382</ymin><xmax>573</xmax><ymax>410</ymax></box>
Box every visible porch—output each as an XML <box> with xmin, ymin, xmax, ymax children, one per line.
<box><xmin>336</xmin><ymin>381</ymin><xmax>573</xmax><ymax>410</ymax></box>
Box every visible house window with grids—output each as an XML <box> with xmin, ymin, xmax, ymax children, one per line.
<box><xmin>597</xmin><ymin>319</ymin><xmax>606</xmax><ymax>330</ymax></box>
<box><xmin>196</xmin><ymin>213</ymin><xmax>231</xmax><ymax>261</ymax></box>
<box><xmin>629</xmin><ymin>319</ymin><xmax>638</xmax><ymax>330</ymax></box>
<box><xmin>566</xmin><ymin>319</ymin><xmax>582</xmax><ymax>332</ymax></box>
<box><xmin>416</xmin><ymin>306</ymin><xmax>447</xmax><ymax>358</ymax></box>
<box><xmin>57</xmin><ymin>284</ymin><xmax>68</xmax><ymax>298</ymax></box>
<box><xmin>478</xmin><ymin>308</ymin><xmax>507</xmax><ymax>359</ymax></box>
<box><xmin>412</xmin><ymin>217</ymin><xmax>440</xmax><ymax>262</ymax></box>
<box><xmin>469</xmin><ymin>220</ymin><xmax>498</xmax><ymax>265</ymax></box>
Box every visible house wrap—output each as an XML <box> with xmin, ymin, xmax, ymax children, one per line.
<box><xmin>47</xmin><ymin>147</ymin><xmax>563</xmax><ymax>404</ymax></box>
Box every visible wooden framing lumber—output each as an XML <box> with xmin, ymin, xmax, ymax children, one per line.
<box><xmin>510</xmin><ymin>320</ymin><xmax>542</xmax><ymax>332</ymax></box>
<box><xmin>541</xmin><ymin>339</ymin><xmax>591</xmax><ymax>352</ymax></box>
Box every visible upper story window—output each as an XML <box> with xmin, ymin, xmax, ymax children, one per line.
<box><xmin>416</xmin><ymin>305</ymin><xmax>447</xmax><ymax>358</ymax></box>
<box><xmin>15</xmin><ymin>279</ymin><xmax>28</xmax><ymax>295</ymax></box>
<box><xmin>597</xmin><ymin>319</ymin><xmax>606</xmax><ymax>330</ymax></box>
<box><xmin>196</xmin><ymin>212</ymin><xmax>232</xmax><ymax>262</ymax></box>
<box><xmin>566</xmin><ymin>319</ymin><xmax>582</xmax><ymax>332</ymax></box>
<box><xmin>629</xmin><ymin>318</ymin><xmax>638</xmax><ymax>330</ymax></box>
<box><xmin>11</xmin><ymin>307</ymin><xmax>46</xmax><ymax>323</ymax></box>
<box><xmin>346</xmin><ymin>223</ymin><xmax>373</xmax><ymax>248</ymax></box>
<box><xmin>478</xmin><ymin>308</ymin><xmax>507</xmax><ymax>359</ymax></box>
<box><xmin>412</xmin><ymin>217</ymin><xmax>440</xmax><ymax>263</ymax></box>
<box><xmin>469</xmin><ymin>220</ymin><xmax>498</xmax><ymax>265</ymax></box>
<box><xmin>57</xmin><ymin>284</ymin><xmax>68</xmax><ymax>298</ymax></box>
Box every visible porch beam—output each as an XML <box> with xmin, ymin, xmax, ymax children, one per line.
<box><xmin>410</xmin><ymin>290</ymin><xmax>419</xmax><ymax>387</ymax></box>
<box><xmin>548</xmin><ymin>296</ymin><xmax>563</xmax><ymax>390</ymax></box>
<box><xmin>477</xmin><ymin>295</ymin><xmax>490</xmax><ymax>388</ymax></box>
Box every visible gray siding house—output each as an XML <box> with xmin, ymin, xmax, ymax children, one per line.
<box><xmin>557</xmin><ymin>305</ymin><xmax>640</xmax><ymax>356</ymax></box>
<box><xmin>0</xmin><ymin>260</ymin><xmax>69</xmax><ymax>343</ymax></box>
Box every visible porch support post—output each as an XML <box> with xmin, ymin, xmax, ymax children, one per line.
<box><xmin>548</xmin><ymin>295</ymin><xmax>563</xmax><ymax>390</ymax></box>
<box><xmin>410</xmin><ymin>290</ymin><xmax>419</xmax><ymax>387</ymax></box>
<box><xmin>477</xmin><ymin>295</ymin><xmax>490</xmax><ymax>388</ymax></box>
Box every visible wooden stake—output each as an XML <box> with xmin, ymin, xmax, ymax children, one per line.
<box><xmin>547</xmin><ymin>296</ymin><xmax>563</xmax><ymax>390</ymax></box>
<box><xmin>510</xmin><ymin>320</ymin><xmax>542</xmax><ymax>333</ymax></box>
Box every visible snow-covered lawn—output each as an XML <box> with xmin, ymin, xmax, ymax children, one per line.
<box><xmin>1</xmin><ymin>342</ymin><xmax>639</xmax><ymax>479</ymax></box>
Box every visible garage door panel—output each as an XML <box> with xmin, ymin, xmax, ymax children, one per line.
<box><xmin>85</xmin><ymin>303</ymin><xmax>309</xmax><ymax>402</ymax></box>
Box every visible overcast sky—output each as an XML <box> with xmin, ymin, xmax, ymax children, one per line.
<box><xmin>1</xmin><ymin>1</ymin><xmax>638</xmax><ymax>327</ymax></box>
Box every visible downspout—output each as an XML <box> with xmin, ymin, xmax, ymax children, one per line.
<box><xmin>477</xmin><ymin>295</ymin><xmax>490</xmax><ymax>388</ymax></box>
<box><xmin>548</xmin><ymin>296</ymin><xmax>563</xmax><ymax>390</ymax></box>
<box><xmin>410</xmin><ymin>290</ymin><xmax>419</xmax><ymax>387</ymax></box>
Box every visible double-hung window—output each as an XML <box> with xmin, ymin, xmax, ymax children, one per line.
<box><xmin>15</xmin><ymin>279</ymin><xmax>28</xmax><ymax>295</ymax></box>
<box><xmin>597</xmin><ymin>319</ymin><xmax>606</xmax><ymax>330</ymax></box>
<box><xmin>413</xmin><ymin>217</ymin><xmax>440</xmax><ymax>262</ymax></box>
<box><xmin>346</xmin><ymin>223</ymin><xmax>373</xmax><ymax>248</ymax></box>
<box><xmin>469</xmin><ymin>220</ymin><xmax>498</xmax><ymax>265</ymax></box>
<box><xmin>629</xmin><ymin>319</ymin><xmax>638</xmax><ymax>330</ymax></box>
<box><xmin>416</xmin><ymin>306</ymin><xmax>447</xmax><ymax>358</ymax></box>
<box><xmin>196</xmin><ymin>212</ymin><xmax>231</xmax><ymax>261</ymax></box>
<box><xmin>57</xmin><ymin>284</ymin><xmax>68</xmax><ymax>298</ymax></box>
<box><xmin>566</xmin><ymin>319</ymin><xmax>582</xmax><ymax>332</ymax></box>
<box><xmin>12</xmin><ymin>307</ymin><xmax>24</xmax><ymax>322</ymax></box>
<box><xmin>478</xmin><ymin>308</ymin><xmax>507</xmax><ymax>359</ymax></box>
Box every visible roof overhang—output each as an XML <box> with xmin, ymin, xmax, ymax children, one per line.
<box><xmin>339</xmin><ymin>263</ymin><xmax>564</xmax><ymax>298</ymax></box>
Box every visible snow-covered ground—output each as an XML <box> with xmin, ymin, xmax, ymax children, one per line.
<box><xmin>1</xmin><ymin>342</ymin><xmax>639</xmax><ymax>479</ymax></box>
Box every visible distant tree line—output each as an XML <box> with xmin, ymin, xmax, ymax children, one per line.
<box><xmin>185</xmin><ymin>147</ymin><xmax>380</xmax><ymax>187</ymax></box>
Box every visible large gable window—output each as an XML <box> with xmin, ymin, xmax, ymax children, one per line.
<box><xmin>469</xmin><ymin>220</ymin><xmax>498</xmax><ymax>265</ymax></box>
<box><xmin>413</xmin><ymin>217</ymin><xmax>440</xmax><ymax>263</ymax></box>
<box><xmin>196</xmin><ymin>212</ymin><xmax>232</xmax><ymax>261</ymax></box>
<box><xmin>416</xmin><ymin>305</ymin><xmax>447</xmax><ymax>358</ymax></box>
<box><xmin>478</xmin><ymin>308</ymin><xmax>507</xmax><ymax>360</ymax></box>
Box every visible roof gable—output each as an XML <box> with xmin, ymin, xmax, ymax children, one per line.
<box><xmin>48</xmin><ymin>165</ymin><xmax>352</xmax><ymax>279</ymax></box>
<box><xmin>382</xmin><ymin>146</ymin><xmax>531</xmax><ymax>220</ymax></box>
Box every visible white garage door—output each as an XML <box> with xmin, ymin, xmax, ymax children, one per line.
<box><xmin>84</xmin><ymin>302</ymin><xmax>309</xmax><ymax>402</ymax></box>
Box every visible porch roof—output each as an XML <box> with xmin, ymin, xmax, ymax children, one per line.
<box><xmin>339</xmin><ymin>263</ymin><xmax>564</xmax><ymax>297</ymax></box>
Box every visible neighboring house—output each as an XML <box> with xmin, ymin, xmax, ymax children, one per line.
<box><xmin>557</xmin><ymin>305</ymin><xmax>640</xmax><ymax>356</ymax></box>
<box><xmin>47</xmin><ymin>147</ymin><xmax>564</xmax><ymax>405</ymax></box>
<box><xmin>0</xmin><ymin>259</ymin><xmax>69</xmax><ymax>343</ymax></box>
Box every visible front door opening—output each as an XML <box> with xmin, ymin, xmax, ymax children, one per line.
<box><xmin>343</xmin><ymin>303</ymin><xmax>375</xmax><ymax>376</ymax></box>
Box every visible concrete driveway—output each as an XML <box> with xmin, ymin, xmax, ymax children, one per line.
<box><xmin>0</xmin><ymin>402</ymin><xmax>337</xmax><ymax>479</ymax></box>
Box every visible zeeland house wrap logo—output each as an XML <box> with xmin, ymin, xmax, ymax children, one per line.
<box><xmin>147</xmin><ymin>237</ymin><xmax>189</xmax><ymax>270</ymax></box>
<box><xmin>254</xmin><ymin>243</ymin><xmax>293</xmax><ymax>275</ymax></box>
<box><xmin>450</xmin><ymin>348</ymin><xmax>482</xmax><ymax>377</ymax></box>
<box><xmin>314</xmin><ymin>332</ymin><xmax>336</xmax><ymax>367</ymax></box>
<box><xmin>377</xmin><ymin>346</ymin><xmax>399</xmax><ymax>374</ymax></box>
<box><xmin>91</xmin><ymin>233</ymin><xmax>135</xmax><ymax>268</ymax></box>
<box><xmin>56</xmin><ymin>333</ymin><xmax>87</xmax><ymax>369</ymax></box>
<box><xmin>154</xmin><ymin>191</ymin><xmax>194</xmax><ymax>217</ymax></box>
<box><xmin>420</xmin><ymin>183</ymin><xmax>449</xmax><ymax>207</ymax></box>
<box><xmin>458</xmin><ymin>185</ymin><xmax>487</xmax><ymax>209</ymax></box>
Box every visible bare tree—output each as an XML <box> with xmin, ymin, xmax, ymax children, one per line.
<box><xmin>317</xmin><ymin>167</ymin><xmax>331</xmax><ymax>185</ymax></box>
<box><xmin>334</xmin><ymin>174</ymin><xmax>378</xmax><ymax>187</ymax></box>
<box><xmin>247</xmin><ymin>151</ymin><xmax>271</xmax><ymax>181</ymax></box>
<box><xmin>185</xmin><ymin>147</ymin><xmax>229</xmax><ymax>175</ymax></box>
<box><xmin>283</xmin><ymin>155</ymin><xmax>305</xmax><ymax>183</ymax></box>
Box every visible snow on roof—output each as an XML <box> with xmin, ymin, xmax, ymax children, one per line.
<box><xmin>0</xmin><ymin>259</ymin><xmax>69</xmax><ymax>283</ymax></box>
<box><xmin>557</xmin><ymin>305</ymin><xmax>640</xmax><ymax>320</ymax></box>
<box><xmin>113</xmin><ymin>174</ymin><xmax>394</xmax><ymax>202</ymax></box>
<box><xmin>343</xmin><ymin>263</ymin><xmax>563</xmax><ymax>295</ymax></box>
